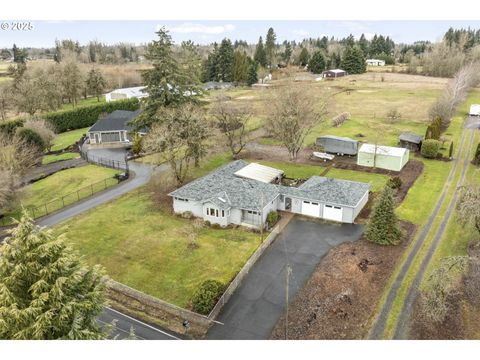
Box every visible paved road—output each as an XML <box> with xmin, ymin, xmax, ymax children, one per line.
<box><xmin>207</xmin><ymin>217</ymin><xmax>364</xmax><ymax>340</ymax></box>
<box><xmin>369</xmin><ymin>119</ymin><xmax>478</xmax><ymax>339</ymax></box>
<box><xmin>98</xmin><ymin>307</ymin><xmax>183</xmax><ymax>340</ymax></box>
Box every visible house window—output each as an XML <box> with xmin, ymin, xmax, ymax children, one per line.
<box><xmin>175</xmin><ymin>197</ymin><xmax>188</xmax><ymax>202</ymax></box>
<box><xmin>100</xmin><ymin>132</ymin><xmax>121</xmax><ymax>142</ymax></box>
<box><xmin>209</xmin><ymin>208</ymin><xmax>216</xmax><ymax>216</ymax></box>
<box><xmin>215</xmin><ymin>209</ymin><xmax>219</xmax><ymax>217</ymax></box>
<box><xmin>222</xmin><ymin>210</ymin><xmax>225</xmax><ymax>217</ymax></box>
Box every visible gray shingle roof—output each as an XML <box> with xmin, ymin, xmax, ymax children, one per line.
<box><xmin>89</xmin><ymin>109</ymin><xmax>142</xmax><ymax>132</ymax></box>
<box><xmin>169</xmin><ymin>160</ymin><xmax>370</xmax><ymax>210</ymax></box>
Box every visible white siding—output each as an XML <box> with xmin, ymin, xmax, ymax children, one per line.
<box><xmin>172</xmin><ymin>198</ymin><xmax>203</xmax><ymax>217</ymax></box>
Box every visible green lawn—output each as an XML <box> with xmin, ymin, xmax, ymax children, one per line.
<box><xmin>42</xmin><ymin>152</ymin><xmax>80</xmax><ymax>165</ymax></box>
<box><xmin>56</xmin><ymin>189</ymin><xmax>260</xmax><ymax>308</ymax></box>
<box><xmin>60</xmin><ymin>96</ymin><xmax>105</xmax><ymax>110</ymax></box>
<box><xmin>51</xmin><ymin>127</ymin><xmax>89</xmax><ymax>151</ymax></box>
<box><xmin>5</xmin><ymin>165</ymin><xmax>119</xmax><ymax>222</ymax></box>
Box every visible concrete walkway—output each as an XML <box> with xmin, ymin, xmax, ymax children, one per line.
<box><xmin>207</xmin><ymin>217</ymin><xmax>364</xmax><ymax>340</ymax></box>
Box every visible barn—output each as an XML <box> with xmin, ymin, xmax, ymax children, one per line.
<box><xmin>322</xmin><ymin>69</ymin><xmax>347</xmax><ymax>78</ymax></box>
<box><xmin>357</xmin><ymin>144</ymin><xmax>409</xmax><ymax>171</ymax></box>
<box><xmin>316</xmin><ymin>135</ymin><xmax>358</xmax><ymax>155</ymax></box>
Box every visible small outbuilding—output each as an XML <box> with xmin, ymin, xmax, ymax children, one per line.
<box><xmin>88</xmin><ymin>109</ymin><xmax>144</xmax><ymax>145</ymax></box>
<box><xmin>316</xmin><ymin>135</ymin><xmax>358</xmax><ymax>156</ymax></box>
<box><xmin>399</xmin><ymin>132</ymin><xmax>423</xmax><ymax>151</ymax></box>
<box><xmin>357</xmin><ymin>144</ymin><xmax>409</xmax><ymax>172</ymax></box>
<box><xmin>105</xmin><ymin>86</ymin><xmax>147</xmax><ymax>102</ymax></box>
<box><xmin>366</xmin><ymin>59</ymin><xmax>386</xmax><ymax>66</ymax></box>
<box><xmin>322</xmin><ymin>69</ymin><xmax>347</xmax><ymax>79</ymax></box>
<box><xmin>469</xmin><ymin>104</ymin><xmax>480</xmax><ymax>116</ymax></box>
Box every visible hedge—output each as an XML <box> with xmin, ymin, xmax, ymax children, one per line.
<box><xmin>43</xmin><ymin>98</ymin><xmax>140</xmax><ymax>133</ymax></box>
<box><xmin>0</xmin><ymin>119</ymin><xmax>24</xmax><ymax>136</ymax></box>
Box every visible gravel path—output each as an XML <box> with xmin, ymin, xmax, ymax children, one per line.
<box><xmin>368</xmin><ymin>122</ymin><xmax>476</xmax><ymax>339</ymax></box>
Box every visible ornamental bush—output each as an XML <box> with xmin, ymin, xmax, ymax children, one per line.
<box><xmin>192</xmin><ymin>279</ymin><xmax>225</xmax><ymax>315</ymax></box>
<box><xmin>387</xmin><ymin>176</ymin><xmax>402</xmax><ymax>189</ymax></box>
<box><xmin>266</xmin><ymin>210</ymin><xmax>280</xmax><ymax>227</ymax></box>
<box><xmin>421</xmin><ymin>139</ymin><xmax>441</xmax><ymax>159</ymax></box>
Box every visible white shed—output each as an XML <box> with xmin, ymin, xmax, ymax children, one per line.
<box><xmin>469</xmin><ymin>104</ymin><xmax>480</xmax><ymax>116</ymax></box>
<box><xmin>357</xmin><ymin>144</ymin><xmax>409</xmax><ymax>172</ymax></box>
<box><xmin>105</xmin><ymin>86</ymin><xmax>147</xmax><ymax>102</ymax></box>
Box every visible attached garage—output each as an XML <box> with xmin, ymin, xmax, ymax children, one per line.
<box><xmin>302</xmin><ymin>201</ymin><xmax>320</xmax><ymax>217</ymax></box>
<box><xmin>323</xmin><ymin>204</ymin><xmax>343</xmax><ymax>222</ymax></box>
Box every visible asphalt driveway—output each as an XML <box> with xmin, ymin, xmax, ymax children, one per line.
<box><xmin>207</xmin><ymin>216</ymin><xmax>364</xmax><ymax>340</ymax></box>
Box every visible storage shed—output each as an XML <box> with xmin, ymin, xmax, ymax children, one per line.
<box><xmin>357</xmin><ymin>144</ymin><xmax>409</xmax><ymax>171</ymax></box>
<box><xmin>399</xmin><ymin>132</ymin><xmax>423</xmax><ymax>151</ymax></box>
<box><xmin>316</xmin><ymin>135</ymin><xmax>358</xmax><ymax>155</ymax></box>
<box><xmin>322</xmin><ymin>69</ymin><xmax>347</xmax><ymax>78</ymax></box>
<box><xmin>105</xmin><ymin>86</ymin><xmax>147</xmax><ymax>102</ymax></box>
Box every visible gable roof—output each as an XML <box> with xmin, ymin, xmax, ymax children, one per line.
<box><xmin>169</xmin><ymin>160</ymin><xmax>370</xmax><ymax>211</ymax></box>
<box><xmin>88</xmin><ymin>109</ymin><xmax>142</xmax><ymax>133</ymax></box>
<box><xmin>399</xmin><ymin>132</ymin><xmax>423</xmax><ymax>144</ymax></box>
<box><xmin>359</xmin><ymin>143</ymin><xmax>408</xmax><ymax>157</ymax></box>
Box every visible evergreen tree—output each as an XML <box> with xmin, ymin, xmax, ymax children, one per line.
<box><xmin>247</xmin><ymin>61</ymin><xmax>258</xmax><ymax>86</ymax></box>
<box><xmin>217</xmin><ymin>38</ymin><xmax>234</xmax><ymax>82</ymax></box>
<box><xmin>254</xmin><ymin>37</ymin><xmax>267</xmax><ymax>68</ymax></box>
<box><xmin>341</xmin><ymin>45</ymin><xmax>366</xmax><ymax>74</ymax></box>
<box><xmin>232</xmin><ymin>50</ymin><xmax>249</xmax><ymax>84</ymax></box>
<box><xmin>308</xmin><ymin>50</ymin><xmax>326</xmax><ymax>74</ymax></box>
<box><xmin>202</xmin><ymin>43</ymin><xmax>219</xmax><ymax>82</ymax></box>
<box><xmin>358</xmin><ymin>34</ymin><xmax>370</xmax><ymax>56</ymax></box>
<box><xmin>137</xmin><ymin>27</ymin><xmax>199</xmax><ymax>129</ymax></box>
<box><xmin>449</xmin><ymin>141</ymin><xmax>454</xmax><ymax>159</ymax></box>
<box><xmin>12</xmin><ymin>44</ymin><xmax>26</xmax><ymax>64</ymax></box>
<box><xmin>0</xmin><ymin>213</ymin><xmax>107</xmax><ymax>339</ymax></box>
<box><xmin>366</xmin><ymin>186</ymin><xmax>401</xmax><ymax>245</ymax></box>
<box><xmin>298</xmin><ymin>47</ymin><xmax>310</xmax><ymax>66</ymax></box>
<box><xmin>474</xmin><ymin>143</ymin><xmax>480</xmax><ymax>165</ymax></box>
<box><xmin>85</xmin><ymin>68</ymin><xmax>106</xmax><ymax>102</ymax></box>
<box><xmin>265</xmin><ymin>27</ymin><xmax>277</xmax><ymax>68</ymax></box>
<box><xmin>283</xmin><ymin>42</ymin><xmax>292</xmax><ymax>64</ymax></box>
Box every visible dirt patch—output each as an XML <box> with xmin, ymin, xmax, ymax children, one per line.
<box><xmin>270</xmin><ymin>221</ymin><xmax>416</xmax><ymax>340</ymax></box>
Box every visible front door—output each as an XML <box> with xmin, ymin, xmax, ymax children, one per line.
<box><xmin>285</xmin><ymin>197</ymin><xmax>292</xmax><ymax>211</ymax></box>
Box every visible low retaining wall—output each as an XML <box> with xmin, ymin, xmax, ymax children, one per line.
<box><xmin>107</xmin><ymin>280</ymin><xmax>211</xmax><ymax>339</ymax></box>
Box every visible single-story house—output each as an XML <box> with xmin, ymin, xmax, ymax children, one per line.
<box><xmin>322</xmin><ymin>69</ymin><xmax>347</xmax><ymax>78</ymax></box>
<box><xmin>87</xmin><ymin>109</ymin><xmax>144</xmax><ymax>145</ymax></box>
<box><xmin>105</xmin><ymin>86</ymin><xmax>148</xmax><ymax>102</ymax></box>
<box><xmin>316</xmin><ymin>135</ymin><xmax>358</xmax><ymax>156</ymax></box>
<box><xmin>469</xmin><ymin>104</ymin><xmax>480</xmax><ymax>116</ymax></box>
<box><xmin>399</xmin><ymin>132</ymin><xmax>423</xmax><ymax>151</ymax></box>
<box><xmin>357</xmin><ymin>144</ymin><xmax>409</xmax><ymax>172</ymax></box>
<box><xmin>169</xmin><ymin>160</ymin><xmax>370</xmax><ymax>228</ymax></box>
<box><xmin>366</xmin><ymin>59</ymin><xmax>386</xmax><ymax>66</ymax></box>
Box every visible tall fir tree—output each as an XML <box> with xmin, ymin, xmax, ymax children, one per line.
<box><xmin>365</xmin><ymin>186</ymin><xmax>401</xmax><ymax>245</ymax></box>
<box><xmin>298</xmin><ymin>47</ymin><xmax>310</xmax><ymax>66</ymax></box>
<box><xmin>265</xmin><ymin>27</ymin><xmax>277</xmax><ymax>68</ymax></box>
<box><xmin>232</xmin><ymin>50</ymin><xmax>250</xmax><ymax>84</ymax></box>
<box><xmin>0</xmin><ymin>213</ymin><xmax>107</xmax><ymax>339</ymax></box>
<box><xmin>247</xmin><ymin>61</ymin><xmax>258</xmax><ymax>86</ymax></box>
<box><xmin>254</xmin><ymin>36</ymin><xmax>267</xmax><ymax>68</ymax></box>
<box><xmin>308</xmin><ymin>50</ymin><xmax>326</xmax><ymax>74</ymax></box>
<box><xmin>217</xmin><ymin>38</ymin><xmax>235</xmax><ymax>82</ymax></box>
<box><xmin>283</xmin><ymin>42</ymin><xmax>292</xmax><ymax>64</ymax></box>
<box><xmin>341</xmin><ymin>45</ymin><xmax>367</xmax><ymax>74</ymax></box>
<box><xmin>85</xmin><ymin>68</ymin><xmax>106</xmax><ymax>101</ymax></box>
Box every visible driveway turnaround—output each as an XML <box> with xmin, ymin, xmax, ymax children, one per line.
<box><xmin>207</xmin><ymin>217</ymin><xmax>364</xmax><ymax>340</ymax></box>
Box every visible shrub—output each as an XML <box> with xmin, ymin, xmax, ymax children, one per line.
<box><xmin>385</xmin><ymin>109</ymin><xmax>402</xmax><ymax>123</ymax></box>
<box><xmin>211</xmin><ymin>223</ymin><xmax>221</xmax><ymax>229</ymax></box>
<box><xmin>332</xmin><ymin>112</ymin><xmax>350</xmax><ymax>127</ymax></box>
<box><xmin>23</xmin><ymin>118</ymin><xmax>56</xmax><ymax>152</ymax></box>
<box><xmin>421</xmin><ymin>139</ymin><xmax>441</xmax><ymax>159</ymax></box>
<box><xmin>0</xmin><ymin>119</ymin><xmax>24</xmax><ymax>136</ymax></box>
<box><xmin>387</xmin><ymin>176</ymin><xmax>402</xmax><ymax>189</ymax></box>
<box><xmin>204</xmin><ymin>220</ymin><xmax>211</xmax><ymax>227</ymax></box>
<box><xmin>366</xmin><ymin>186</ymin><xmax>401</xmax><ymax>245</ymax></box>
<box><xmin>42</xmin><ymin>98</ymin><xmax>140</xmax><ymax>133</ymax></box>
<box><xmin>15</xmin><ymin>127</ymin><xmax>46</xmax><ymax>152</ymax></box>
<box><xmin>266</xmin><ymin>210</ymin><xmax>280</xmax><ymax>227</ymax></box>
<box><xmin>181</xmin><ymin>211</ymin><xmax>193</xmax><ymax>219</ymax></box>
<box><xmin>131</xmin><ymin>132</ymin><xmax>143</xmax><ymax>155</ymax></box>
<box><xmin>191</xmin><ymin>280</ymin><xmax>225</xmax><ymax>315</ymax></box>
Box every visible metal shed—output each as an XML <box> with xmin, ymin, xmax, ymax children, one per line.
<box><xmin>357</xmin><ymin>144</ymin><xmax>409</xmax><ymax>172</ymax></box>
<box><xmin>316</xmin><ymin>135</ymin><xmax>358</xmax><ymax>156</ymax></box>
<box><xmin>399</xmin><ymin>132</ymin><xmax>423</xmax><ymax>151</ymax></box>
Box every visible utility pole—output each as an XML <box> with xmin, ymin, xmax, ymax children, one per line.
<box><xmin>285</xmin><ymin>264</ymin><xmax>292</xmax><ymax>340</ymax></box>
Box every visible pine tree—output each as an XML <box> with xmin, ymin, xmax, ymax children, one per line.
<box><xmin>247</xmin><ymin>61</ymin><xmax>258</xmax><ymax>86</ymax></box>
<box><xmin>308</xmin><ymin>50</ymin><xmax>326</xmax><ymax>74</ymax></box>
<box><xmin>365</xmin><ymin>186</ymin><xmax>401</xmax><ymax>245</ymax></box>
<box><xmin>0</xmin><ymin>213</ymin><xmax>107</xmax><ymax>339</ymax></box>
<box><xmin>217</xmin><ymin>38</ymin><xmax>234</xmax><ymax>82</ymax></box>
<box><xmin>283</xmin><ymin>42</ymin><xmax>292</xmax><ymax>65</ymax></box>
<box><xmin>232</xmin><ymin>50</ymin><xmax>249</xmax><ymax>84</ymax></box>
<box><xmin>85</xmin><ymin>68</ymin><xmax>106</xmax><ymax>101</ymax></box>
<box><xmin>254</xmin><ymin>37</ymin><xmax>267</xmax><ymax>68</ymax></box>
<box><xmin>265</xmin><ymin>27</ymin><xmax>277</xmax><ymax>68</ymax></box>
<box><xmin>298</xmin><ymin>47</ymin><xmax>310</xmax><ymax>66</ymax></box>
<box><xmin>341</xmin><ymin>45</ymin><xmax>366</xmax><ymax>74</ymax></box>
<box><xmin>12</xmin><ymin>44</ymin><xmax>26</xmax><ymax>64</ymax></box>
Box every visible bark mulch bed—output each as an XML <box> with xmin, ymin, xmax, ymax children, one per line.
<box><xmin>270</xmin><ymin>221</ymin><xmax>416</xmax><ymax>340</ymax></box>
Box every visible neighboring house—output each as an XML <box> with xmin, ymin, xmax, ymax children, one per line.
<box><xmin>169</xmin><ymin>160</ymin><xmax>370</xmax><ymax>228</ymax></box>
<box><xmin>366</xmin><ymin>59</ymin><xmax>386</xmax><ymax>66</ymax></box>
<box><xmin>322</xmin><ymin>69</ymin><xmax>347</xmax><ymax>78</ymax></box>
<box><xmin>87</xmin><ymin>109</ymin><xmax>143</xmax><ymax>145</ymax></box>
<box><xmin>105</xmin><ymin>86</ymin><xmax>147</xmax><ymax>102</ymax></box>
<box><xmin>469</xmin><ymin>104</ymin><xmax>480</xmax><ymax>116</ymax></box>
<box><xmin>399</xmin><ymin>132</ymin><xmax>423</xmax><ymax>151</ymax></box>
<box><xmin>316</xmin><ymin>135</ymin><xmax>358</xmax><ymax>156</ymax></box>
<box><xmin>357</xmin><ymin>144</ymin><xmax>409</xmax><ymax>171</ymax></box>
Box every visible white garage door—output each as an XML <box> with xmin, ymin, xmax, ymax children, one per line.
<box><xmin>302</xmin><ymin>201</ymin><xmax>320</xmax><ymax>217</ymax></box>
<box><xmin>323</xmin><ymin>204</ymin><xmax>343</xmax><ymax>222</ymax></box>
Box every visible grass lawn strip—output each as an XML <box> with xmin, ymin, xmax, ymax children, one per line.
<box><xmin>50</xmin><ymin>127</ymin><xmax>89</xmax><ymax>151</ymax></box>
<box><xmin>42</xmin><ymin>152</ymin><xmax>80</xmax><ymax>165</ymax></box>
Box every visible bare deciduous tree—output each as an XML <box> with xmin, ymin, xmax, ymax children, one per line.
<box><xmin>143</xmin><ymin>104</ymin><xmax>210</xmax><ymax>186</ymax></box>
<box><xmin>211</xmin><ymin>96</ymin><xmax>251</xmax><ymax>158</ymax></box>
<box><xmin>0</xmin><ymin>169</ymin><xmax>16</xmax><ymax>211</ymax></box>
<box><xmin>23</xmin><ymin>118</ymin><xmax>56</xmax><ymax>152</ymax></box>
<box><xmin>266</xmin><ymin>83</ymin><xmax>328</xmax><ymax>161</ymax></box>
<box><xmin>0</xmin><ymin>83</ymin><xmax>14</xmax><ymax>120</ymax></box>
<box><xmin>457</xmin><ymin>184</ymin><xmax>480</xmax><ymax>235</ymax></box>
<box><xmin>0</xmin><ymin>133</ymin><xmax>40</xmax><ymax>175</ymax></box>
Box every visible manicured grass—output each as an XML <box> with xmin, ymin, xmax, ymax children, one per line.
<box><xmin>42</xmin><ymin>152</ymin><xmax>80</xmax><ymax>165</ymax></box>
<box><xmin>253</xmin><ymin>159</ymin><xmax>389</xmax><ymax>192</ymax></box>
<box><xmin>51</xmin><ymin>127</ymin><xmax>89</xmax><ymax>151</ymax></box>
<box><xmin>5</xmin><ymin>165</ymin><xmax>119</xmax><ymax>222</ymax></box>
<box><xmin>56</xmin><ymin>189</ymin><xmax>261</xmax><ymax>308</ymax></box>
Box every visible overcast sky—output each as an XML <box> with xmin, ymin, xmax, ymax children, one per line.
<box><xmin>2</xmin><ymin>20</ymin><xmax>480</xmax><ymax>48</ymax></box>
